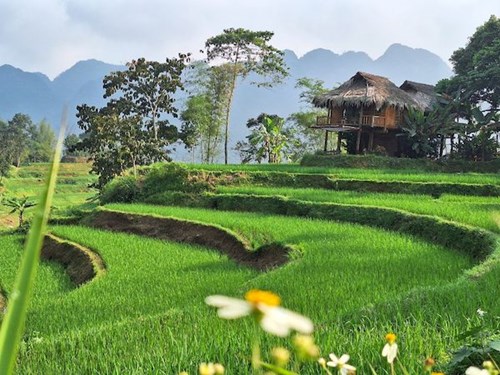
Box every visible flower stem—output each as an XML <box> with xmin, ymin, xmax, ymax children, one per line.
<box><xmin>251</xmin><ymin>329</ymin><xmax>262</xmax><ymax>374</ymax></box>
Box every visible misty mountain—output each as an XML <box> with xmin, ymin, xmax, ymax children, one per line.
<box><xmin>0</xmin><ymin>44</ymin><xmax>452</xmax><ymax>161</ymax></box>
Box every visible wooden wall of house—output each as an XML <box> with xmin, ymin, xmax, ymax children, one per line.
<box><xmin>329</xmin><ymin>107</ymin><xmax>344</xmax><ymax>123</ymax></box>
<box><xmin>384</xmin><ymin>106</ymin><xmax>397</xmax><ymax>129</ymax></box>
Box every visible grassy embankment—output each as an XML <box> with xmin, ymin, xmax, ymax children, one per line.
<box><xmin>0</xmin><ymin>162</ymin><xmax>498</xmax><ymax>373</ymax></box>
<box><xmin>216</xmin><ymin>186</ymin><xmax>500</xmax><ymax>233</ymax></box>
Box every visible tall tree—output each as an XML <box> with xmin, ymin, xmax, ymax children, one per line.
<box><xmin>102</xmin><ymin>54</ymin><xmax>190</xmax><ymax>140</ymax></box>
<box><xmin>447</xmin><ymin>15</ymin><xmax>500</xmax><ymax>110</ymax></box>
<box><xmin>0</xmin><ymin>120</ymin><xmax>11</xmax><ymax>180</ymax></box>
<box><xmin>287</xmin><ymin>77</ymin><xmax>330</xmax><ymax>157</ymax></box>
<box><xmin>63</xmin><ymin>133</ymin><xmax>86</xmax><ymax>157</ymax></box>
<box><xmin>6</xmin><ymin>114</ymin><xmax>34</xmax><ymax>167</ymax></box>
<box><xmin>181</xmin><ymin>62</ymin><xmax>233</xmax><ymax>163</ymax></box>
<box><xmin>436</xmin><ymin>15</ymin><xmax>500</xmax><ymax>159</ymax></box>
<box><xmin>77</xmin><ymin>55</ymin><xmax>189</xmax><ymax>189</ymax></box>
<box><xmin>29</xmin><ymin>120</ymin><xmax>56</xmax><ymax>162</ymax></box>
<box><xmin>205</xmin><ymin>28</ymin><xmax>288</xmax><ymax>164</ymax></box>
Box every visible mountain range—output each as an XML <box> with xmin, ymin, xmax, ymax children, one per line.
<box><xmin>0</xmin><ymin>43</ymin><xmax>452</xmax><ymax>161</ymax></box>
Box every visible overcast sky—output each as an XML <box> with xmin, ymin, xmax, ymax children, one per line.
<box><xmin>0</xmin><ymin>0</ymin><xmax>498</xmax><ymax>79</ymax></box>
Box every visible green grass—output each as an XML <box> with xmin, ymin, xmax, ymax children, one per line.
<box><xmin>0</xmin><ymin>234</ymin><xmax>73</xmax><ymax>304</ymax></box>
<box><xmin>4</xmin><ymin>204</ymin><xmax>477</xmax><ymax>374</ymax></box>
<box><xmin>2</xmin><ymin>162</ymin><xmax>499</xmax><ymax>373</ymax></box>
<box><xmin>186</xmin><ymin>163</ymin><xmax>500</xmax><ymax>185</ymax></box>
<box><xmin>217</xmin><ymin>186</ymin><xmax>500</xmax><ymax>233</ymax></box>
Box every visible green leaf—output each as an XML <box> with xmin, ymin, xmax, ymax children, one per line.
<box><xmin>457</xmin><ymin>325</ymin><xmax>483</xmax><ymax>340</ymax></box>
<box><xmin>490</xmin><ymin>340</ymin><xmax>500</xmax><ymax>352</ymax></box>
<box><xmin>0</xmin><ymin>116</ymin><xmax>65</xmax><ymax>374</ymax></box>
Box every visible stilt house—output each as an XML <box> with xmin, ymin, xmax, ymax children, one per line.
<box><xmin>312</xmin><ymin>72</ymin><xmax>437</xmax><ymax>156</ymax></box>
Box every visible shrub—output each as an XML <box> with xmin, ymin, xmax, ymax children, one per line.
<box><xmin>141</xmin><ymin>163</ymin><xmax>213</xmax><ymax>197</ymax></box>
<box><xmin>300</xmin><ymin>153</ymin><xmax>500</xmax><ymax>173</ymax></box>
<box><xmin>99</xmin><ymin>175</ymin><xmax>141</xmax><ymax>204</ymax></box>
<box><xmin>247</xmin><ymin>172</ymin><xmax>499</xmax><ymax>197</ymax></box>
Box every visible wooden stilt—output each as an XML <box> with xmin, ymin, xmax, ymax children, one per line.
<box><xmin>356</xmin><ymin>106</ymin><xmax>364</xmax><ymax>154</ymax></box>
<box><xmin>368</xmin><ymin>130</ymin><xmax>374</xmax><ymax>152</ymax></box>
<box><xmin>337</xmin><ymin>132</ymin><xmax>342</xmax><ymax>153</ymax></box>
<box><xmin>324</xmin><ymin>131</ymin><xmax>329</xmax><ymax>152</ymax></box>
<box><xmin>356</xmin><ymin>128</ymin><xmax>362</xmax><ymax>154</ymax></box>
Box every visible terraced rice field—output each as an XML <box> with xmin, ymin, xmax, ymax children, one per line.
<box><xmin>0</xmin><ymin>163</ymin><xmax>96</xmax><ymax>229</ymax></box>
<box><xmin>216</xmin><ymin>186</ymin><xmax>500</xmax><ymax>233</ymax></box>
<box><xmin>0</xmin><ymin>162</ymin><xmax>499</xmax><ymax>374</ymax></box>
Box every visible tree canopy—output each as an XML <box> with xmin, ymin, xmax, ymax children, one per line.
<box><xmin>205</xmin><ymin>28</ymin><xmax>288</xmax><ymax>164</ymax></box>
<box><xmin>437</xmin><ymin>15</ymin><xmax>500</xmax><ymax>111</ymax></box>
<box><xmin>77</xmin><ymin>55</ymin><xmax>190</xmax><ymax>189</ymax></box>
<box><xmin>435</xmin><ymin>15</ymin><xmax>499</xmax><ymax>161</ymax></box>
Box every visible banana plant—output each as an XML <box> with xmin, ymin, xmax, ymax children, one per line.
<box><xmin>2</xmin><ymin>196</ymin><xmax>36</xmax><ymax>229</ymax></box>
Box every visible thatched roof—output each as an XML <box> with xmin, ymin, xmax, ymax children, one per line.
<box><xmin>313</xmin><ymin>72</ymin><xmax>420</xmax><ymax>111</ymax></box>
<box><xmin>399</xmin><ymin>80</ymin><xmax>438</xmax><ymax>111</ymax></box>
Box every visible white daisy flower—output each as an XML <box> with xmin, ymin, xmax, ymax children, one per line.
<box><xmin>381</xmin><ymin>333</ymin><xmax>398</xmax><ymax>364</ymax></box>
<box><xmin>465</xmin><ymin>367</ymin><xmax>490</xmax><ymax>375</ymax></box>
<box><xmin>476</xmin><ymin>308</ymin><xmax>486</xmax><ymax>317</ymax></box>
<box><xmin>205</xmin><ymin>289</ymin><xmax>313</xmax><ymax>337</ymax></box>
<box><xmin>327</xmin><ymin>353</ymin><xmax>356</xmax><ymax>374</ymax></box>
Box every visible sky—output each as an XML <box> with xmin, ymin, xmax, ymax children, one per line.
<box><xmin>0</xmin><ymin>0</ymin><xmax>498</xmax><ymax>79</ymax></box>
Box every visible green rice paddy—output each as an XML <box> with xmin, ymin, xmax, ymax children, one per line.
<box><xmin>217</xmin><ymin>186</ymin><xmax>500</xmax><ymax>233</ymax></box>
<box><xmin>0</xmin><ymin>162</ymin><xmax>499</xmax><ymax>374</ymax></box>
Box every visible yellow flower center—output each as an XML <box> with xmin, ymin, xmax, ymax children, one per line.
<box><xmin>385</xmin><ymin>333</ymin><xmax>397</xmax><ymax>344</ymax></box>
<box><xmin>244</xmin><ymin>289</ymin><xmax>281</xmax><ymax>307</ymax></box>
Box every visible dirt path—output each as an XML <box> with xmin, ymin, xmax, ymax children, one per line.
<box><xmin>42</xmin><ymin>234</ymin><xmax>106</xmax><ymax>286</ymax></box>
<box><xmin>88</xmin><ymin>210</ymin><xmax>291</xmax><ymax>271</ymax></box>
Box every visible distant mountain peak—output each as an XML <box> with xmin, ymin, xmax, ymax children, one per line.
<box><xmin>0</xmin><ymin>45</ymin><xmax>452</xmax><ymax>152</ymax></box>
<box><xmin>301</xmin><ymin>48</ymin><xmax>339</xmax><ymax>60</ymax></box>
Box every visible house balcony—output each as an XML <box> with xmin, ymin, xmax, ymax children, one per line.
<box><xmin>313</xmin><ymin>115</ymin><xmax>387</xmax><ymax>130</ymax></box>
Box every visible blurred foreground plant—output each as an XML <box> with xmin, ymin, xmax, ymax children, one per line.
<box><xmin>0</xmin><ymin>118</ymin><xmax>64</xmax><ymax>374</ymax></box>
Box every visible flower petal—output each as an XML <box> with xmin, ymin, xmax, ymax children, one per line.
<box><xmin>205</xmin><ymin>295</ymin><xmax>245</xmax><ymax>308</ymax></box>
<box><xmin>329</xmin><ymin>353</ymin><xmax>339</xmax><ymax>364</ymax></box>
<box><xmin>387</xmin><ymin>343</ymin><xmax>398</xmax><ymax>363</ymax></box>
<box><xmin>261</xmin><ymin>305</ymin><xmax>314</xmax><ymax>334</ymax></box>
<box><xmin>382</xmin><ymin>343</ymin><xmax>390</xmax><ymax>356</ymax></box>
<box><xmin>205</xmin><ymin>295</ymin><xmax>252</xmax><ymax>319</ymax></box>
<box><xmin>259</xmin><ymin>312</ymin><xmax>291</xmax><ymax>337</ymax></box>
<box><xmin>339</xmin><ymin>354</ymin><xmax>350</xmax><ymax>364</ymax></box>
<box><xmin>344</xmin><ymin>364</ymin><xmax>356</xmax><ymax>371</ymax></box>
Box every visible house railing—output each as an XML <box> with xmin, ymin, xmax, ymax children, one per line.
<box><xmin>361</xmin><ymin>115</ymin><xmax>386</xmax><ymax>126</ymax></box>
<box><xmin>315</xmin><ymin>115</ymin><xmax>386</xmax><ymax>127</ymax></box>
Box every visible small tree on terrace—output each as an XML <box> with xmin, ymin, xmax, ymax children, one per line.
<box><xmin>236</xmin><ymin>114</ymin><xmax>297</xmax><ymax>163</ymax></box>
<box><xmin>2</xmin><ymin>196</ymin><xmax>36</xmax><ymax>229</ymax></box>
<box><xmin>205</xmin><ymin>28</ymin><xmax>289</xmax><ymax>164</ymax></box>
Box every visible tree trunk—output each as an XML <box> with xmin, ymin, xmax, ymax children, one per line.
<box><xmin>223</xmin><ymin>70</ymin><xmax>238</xmax><ymax>165</ymax></box>
<box><xmin>439</xmin><ymin>134</ymin><xmax>445</xmax><ymax>157</ymax></box>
